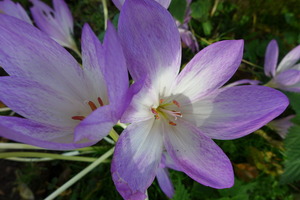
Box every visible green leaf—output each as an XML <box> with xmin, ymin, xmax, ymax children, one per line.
<box><xmin>172</xmin><ymin>179</ymin><xmax>191</xmax><ymax>200</ymax></box>
<box><xmin>191</xmin><ymin>0</ymin><xmax>212</xmax><ymax>21</ymax></box>
<box><xmin>202</xmin><ymin>20</ymin><xmax>213</xmax><ymax>36</ymax></box>
<box><xmin>281</xmin><ymin>125</ymin><xmax>300</xmax><ymax>184</ymax></box>
<box><xmin>169</xmin><ymin>0</ymin><xmax>187</xmax><ymax>23</ymax></box>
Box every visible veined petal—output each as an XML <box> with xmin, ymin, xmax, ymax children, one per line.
<box><xmin>0</xmin><ymin>15</ymin><xmax>88</xmax><ymax>100</ymax></box>
<box><xmin>111</xmin><ymin>119</ymin><xmax>163</xmax><ymax>200</ymax></box>
<box><xmin>118</xmin><ymin>0</ymin><xmax>181</xmax><ymax>87</ymax></box>
<box><xmin>0</xmin><ymin>0</ymin><xmax>32</xmax><ymax>24</ymax></box>
<box><xmin>174</xmin><ymin>40</ymin><xmax>244</xmax><ymax>101</ymax></box>
<box><xmin>81</xmin><ymin>23</ymin><xmax>109</xmax><ymax>106</ymax></box>
<box><xmin>164</xmin><ymin>121</ymin><xmax>234</xmax><ymax>188</ymax></box>
<box><xmin>264</xmin><ymin>40</ymin><xmax>278</xmax><ymax>77</ymax></box>
<box><xmin>156</xmin><ymin>167</ymin><xmax>174</xmax><ymax>198</ymax></box>
<box><xmin>30</xmin><ymin>0</ymin><xmax>75</xmax><ymax>49</ymax></box>
<box><xmin>112</xmin><ymin>0</ymin><xmax>171</xmax><ymax>10</ymax></box>
<box><xmin>0</xmin><ymin>117</ymin><xmax>95</xmax><ymax>150</ymax></box>
<box><xmin>181</xmin><ymin>85</ymin><xmax>288</xmax><ymax>140</ymax></box>
<box><xmin>0</xmin><ymin>77</ymin><xmax>86</xmax><ymax>127</ymax></box>
<box><xmin>274</xmin><ymin>69</ymin><xmax>300</xmax><ymax>86</ymax></box>
<box><xmin>74</xmin><ymin>105</ymin><xmax>114</xmax><ymax>142</ymax></box>
<box><xmin>103</xmin><ymin>21</ymin><xmax>129</xmax><ymax>120</ymax></box>
<box><xmin>277</xmin><ymin>44</ymin><xmax>300</xmax><ymax>72</ymax></box>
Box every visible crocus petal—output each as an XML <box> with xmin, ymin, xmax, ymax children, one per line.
<box><xmin>264</xmin><ymin>40</ymin><xmax>278</xmax><ymax>77</ymax></box>
<box><xmin>112</xmin><ymin>0</ymin><xmax>171</xmax><ymax>10</ymax></box>
<box><xmin>74</xmin><ymin>105</ymin><xmax>114</xmax><ymax>142</ymax></box>
<box><xmin>111</xmin><ymin>119</ymin><xmax>163</xmax><ymax>200</ymax></box>
<box><xmin>277</xmin><ymin>44</ymin><xmax>300</xmax><ymax>72</ymax></box>
<box><xmin>0</xmin><ymin>0</ymin><xmax>32</xmax><ymax>24</ymax></box>
<box><xmin>30</xmin><ymin>0</ymin><xmax>76</xmax><ymax>49</ymax></box>
<box><xmin>268</xmin><ymin>115</ymin><xmax>295</xmax><ymax>139</ymax></box>
<box><xmin>164</xmin><ymin>121</ymin><xmax>234</xmax><ymax>188</ymax></box>
<box><xmin>103</xmin><ymin>21</ymin><xmax>129</xmax><ymax>120</ymax></box>
<box><xmin>174</xmin><ymin>40</ymin><xmax>244</xmax><ymax>101</ymax></box>
<box><xmin>156</xmin><ymin>167</ymin><xmax>174</xmax><ymax>198</ymax></box>
<box><xmin>181</xmin><ymin>85</ymin><xmax>288</xmax><ymax>140</ymax></box>
<box><xmin>179</xmin><ymin>28</ymin><xmax>199</xmax><ymax>53</ymax></box>
<box><xmin>0</xmin><ymin>117</ymin><xmax>95</xmax><ymax>150</ymax></box>
<box><xmin>274</xmin><ymin>69</ymin><xmax>300</xmax><ymax>86</ymax></box>
<box><xmin>118</xmin><ymin>0</ymin><xmax>181</xmax><ymax>88</ymax></box>
<box><xmin>0</xmin><ymin>15</ymin><xmax>87</xmax><ymax>99</ymax></box>
<box><xmin>225</xmin><ymin>79</ymin><xmax>261</xmax><ymax>87</ymax></box>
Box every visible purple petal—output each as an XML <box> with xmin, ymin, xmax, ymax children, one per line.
<box><xmin>0</xmin><ymin>15</ymin><xmax>87</xmax><ymax>98</ymax></box>
<box><xmin>0</xmin><ymin>117</ymin><xmax>95</xmax><ymax>150</ymax></box>
<box><xmin>264</xmin><ymin>40</ymin><xmax>278</xmax><ymax>77</ymax></box>
<box><xmin>112</xmin><ymin>0</ymin><xmax>171</xmax><ymax>10</ymax></box>
<box><xmin>277</xmin><ymin>44</ymin><xmax>300</xmax><ymax>72</ymax></box>
<box><xmin>30</xmin><ymin>0</ymin><xmax>76</xmax><ymax>49</ymax></box>
<box><xmin>178</xmin><ymin>27</ymin><xmax>199</xmax><ymax>52</ymax></box>
<box><xmin>74</xmin><ymin>105</ymin><xmax>114</xmax><ymax>142</ymax></box>
<box><xmin>181</xmin><ymin>85</ymin><xmax>288</xmax><ymax>140</ymax></box>
<box><xmin>164</xmin><ymin>121</ymin><xmax>234</xmax><ymax>188</ymax></box>
<box><xmin>156</xmin><ymin>167</ymin><xmax>174</xmax><ymax>198</ymax></box>
<box><xmin>103</xmin><ymin>21</ymin><xmax>129</xmax><ymax>120</ymax></box>
<box><xmin>118</xmin><ymin>0</ymin><xmax>181</xmax><ymax>83</ymax></box>
<box><xmin>111</xmin><ymin>119</ymin><xmax>163</xmax><ymax>200</ymax></box>
<box><xmin>0</xmin><ymin>0</ymin><xmax>32</xmax><ymax>24</ymax></box>
<box><xmin>275</xmin><ymin>69</ymin><xmax>300</xmax><ymax>86</ymax></box>
<box><xmin>0</xmin><ymin>77</ymin><xmax>84</xmax><ymax>127</ymax></box>
<box><xmin>174</xmin><ymin>40</ymin><xmax>244</xmax><ymax>101</ymax></box>
<box><xmin>268</xmin><ymin>115</ymin><xmax>295</xmax><ymax>139</ymax></box>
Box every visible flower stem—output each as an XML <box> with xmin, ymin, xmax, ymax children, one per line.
<box><xmin>0</xmin><ymin>152</ymin><xmax>97</xmax><ymax>162</ymax></box>
<box><xmin>109</xmin><ymin>128</ymin><xmax>119</xmax><ymax>142</ymax></box>
<box><xmin>101</xmin><ymin>0</ymin><xmax>108</xmax><ymax>30</ymax></box>
<box><xmin>44</xmin><ymin>147</ymin><xmax>114</xmax><ymax>200</ymax></box>
<box><xmin>0</xmin><ymin>107</ymin><xmax>11</xmax><ymax>112</ymax></box>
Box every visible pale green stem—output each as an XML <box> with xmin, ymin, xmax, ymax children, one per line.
<box><xmin>45</xmin><ymin>147</ymin><xmax>114</xmax><ymax>200</ymax></box>
<box><xmin>0</xmin><ymin>143</ymin><xmax>45</xmax><ymax>150</ymax></box>
<box><xmin>0</xmin><ymin>152</ymin><xmax>97</xmax><ymax>162</ymax></box>
<box><xmin>117</xmin><ymin>122</ymin><xmax>128</xmax><ymax>129</ymax></box>
<box><xmin>71</xmin><ymin>44</ymin><xmax>82</xmax><ymax>58</ymax></box>
<box><xmin>0</xmin><ymin>107</ymin><xmax>11</xmax><ymax>112</ymax></box>
<box><xmin>109</xmin><ymin>128</ymin><xmax>119</xmax><ymax>142</ymax></box>
<box><xmin>101</xmin><ymin>0</ymin><xmax>108</xmax><ymax>30</ymax></box>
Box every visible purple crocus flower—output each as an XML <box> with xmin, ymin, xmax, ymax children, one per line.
<box><xmin>112</xmin><ymin>0</ymin><xmax>171</xmax><ymax>10</ymax></box>
<box><xmin>111</xmin><ymin>0</ymin><xmax>288</xmax><ymax>199</ymax></box>
<box><xmin>0</xmin><ymin>15</ymin><xmax>128</xmax><ymax>150</ymax></box>
<box><xmin>0</xmin><ymin>0</ymin><xmax>32</xmax><ymax>24</ymax></box>
<box><xmin>30</xmin><ymin>0</ymin><xmax>79</xmax><ymax>54</ymax></box>
<box><xmin>176</xmin><ymin>0</ymin><xmax>199</xmax><ymax>52</ymax></box>
<box><xmin>268</xmin><ymin>115</ymin><xmax>295</xmax><ymax>139</ymax></box>
<box><xmin>264</xmin><ymin>40</ymin><xmax>300</xmax><ymax>92</ymax></box>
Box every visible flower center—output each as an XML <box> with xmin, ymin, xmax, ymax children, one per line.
<box><xmin>71</xmin><ymin>97</ymin><xmax>104</xmax><ymax>121</ymax></box>
<box><xmin>151</xmin><ymin>99</ymin><xmax>182</xmax><ymax>126</ymax></box>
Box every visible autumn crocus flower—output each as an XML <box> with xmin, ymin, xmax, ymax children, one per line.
<box><xmin>0</xmin><ymin>15</ymin><xmax>128</xmax><ymax>150</ymax></box>
<box><xmin>111</xmin><ymin>0</ymin><xmax>288</xmax><ymax>199</ymax></box>
<box><xmin>30</xmin><ymin>0</ymin><xmax>79</xmax><ymax>54</ymax></box>
<box><xmin>112</xmin><ymin>0</ymin><xmax>171</xmax><ymax>10</ymax></box>
<box><xmin>0</xmin><ymin>0</ymin><xmax>32</xmax><ymax>24</ymax></box>
<box><xmin>264</xmin><ymin>40</ymin><xmax>300</xmax><ymax>92</ymax></box>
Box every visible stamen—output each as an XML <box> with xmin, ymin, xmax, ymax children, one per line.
<box><xmin>151</xmin><ymin>108</ymin><xmax>160</xmax><ymax>119</ymax></box>
<box><xmin>72</xmin><ymin>116</ymin><xmax>86</xmax><ymax>121</ymax></box>
<box><xmin>173</xmin><ymin>100</ymin><xmax>180</xmax><ymax>108</ymax></box>
<box><xmin>88</xmin><ymin>101</ymin><xmax>97</xmax><ymax>111</ymax></box>
<box><xmin>169</xmin><ymin>121</ymin><xmax>177</xmax><ymax>126</ymax></box>
<box><xmin>98</xmin><ymin>97</ymin><xmax>104</xmax><ymax>107</ymax></box>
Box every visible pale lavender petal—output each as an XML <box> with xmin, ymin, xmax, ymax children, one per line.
<box><xmin>181</xmin><ymin>85</ymin><xmax>288</xmax><ymax>140</ymax></box>
<box><xmin>0</xmin><ymin>77</ymin><xmax>87</xmax><ymax>128</ymax></box>
<box><xmin>0</xmin><ymin>15</ymin><xmax>88</xmax><ymax>99</ymax></box>
<box><xmin>156</xmin><ymin>167</ymin><xmax>174</xmax><ymax>198</ymax></box>
<box><xmin>0</xmin><ymin>0</ymin><xmax>32</xmax><ymax>24</ymax></box>
<box><xmin>0</xmin><ymin>117</ymin><xmax>95</xmax><ymax>150</ymax></box>
<box><xmin>118</xmin><ymin>0</ymin><xmax>181</xmax><ymax>84</ymax></box>
<box><xmin>112</xmin><ymin>0</ymin><xmax>171</xmax><ymax>10</ymax></box>
<box><xmin>274</xmin><ymin>69</ymin><xmax>300</xmax><ymax>86</ymax></box>
<box><xmin>74</xmin><ymin>105</ymin><xmax>114</xmax><ymax>142</ymax></box>
<box><xmin>111</xmin><ymin>119</ymin><xmax>163</xmax><ymax>200</ymax></box>
<box><xmin>225</xmin><ymin>79</ymin><xmax>261</xmax><ymax>87</ymax></box>
<box><xmin>103</xmin><ymin>21</ymin><xmax>129</xmax><ymax>120</ymax></box>
<box><xmin>30</xmin><ymin>0</ymin><xmax>76</xmax><ymax>49</ymax></box>
<box><xmin>164</xmin><ymin>121</ymin><xmax>234</xmax><ymax>188</ymax></box>
<box><xmin>268</xmin><ymin>115</ymin><xmax>295</xmax><ymax>139</ymax></box>
<box><xmin>277</xmin><ymin>44</ymin><xmax>300</xmax><ymax>72</ymax></box>
<box><xmin>174</xmin><ymin>40</ymin><xmax>244</xmax><ymax>101</ymax></box>
<box><xmin>178</xmin><ymin>27</ymin><xmax>199</xmax><ymax>52</ymax></box>
<box><xmin>264</xmin><ymin>40</ymin><xmax>278</xmax><ymax>77</ymax></box>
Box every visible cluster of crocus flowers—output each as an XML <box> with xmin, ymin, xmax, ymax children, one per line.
<box><xmin>264</xmin><ymin>39</ymin><xmax>300</xmax><ymax>92</ymax></box>
<box><xmin>0</xmin><ymin>0</ymin><xmax>292</xmax><ymax>200</ymax></box>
